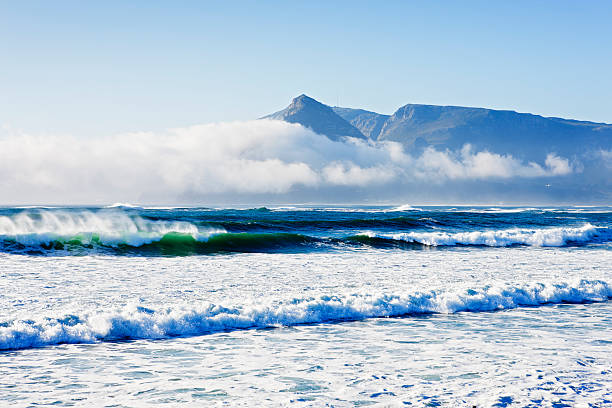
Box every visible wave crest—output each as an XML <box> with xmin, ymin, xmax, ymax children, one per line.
<box><xmin>358</xmin><ymin>224</ymin><xmax>605</xmax><ymax>247</ymax></box>
<box><xmin>0</xmin><ymin>210</ymin><xmax>608</xmax><ymax>254</ymax></box>
<box><xmin>0</xmin><ymin>210</ymin><xmax>222</xmax><ymax>248</ymax></box>
<box><xmin>1</xmin><ymin>279</ymin><xmax>609</xmax><ymax>350</ymax></box>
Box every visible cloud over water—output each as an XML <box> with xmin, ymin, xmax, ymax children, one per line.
<box><xmin>0</xmin><ymin>120</ymin><xmax>576</xmax><ymax>204</ymax></box>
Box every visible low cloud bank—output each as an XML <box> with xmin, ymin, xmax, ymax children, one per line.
<box><xmin>414</xmin><ymin>145</ymin><xmax>572</xmax><ymax>180</ymax></box>
<box><xmin>0</xmin><ymin>120</ymin><xmax>576</xmax><ymax>203</ymax></box>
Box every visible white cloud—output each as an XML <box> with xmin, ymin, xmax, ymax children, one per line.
<box><xmin>599</xmin><ymin>149</ymin><xmax>612</xmax><ymax>169</ymax></box>
<box><xmin>544</xmin><ymin>153</ymin><xmax>572</xmax><ymax>176</ymax></box>
<box><xmin>323</xmin><ymin>162</ymin><xmax>396</xmax><ymax>186</ymax></box>
<box><xmin>414</xmin><ymin>145</ymin><xmax>572</xmax><ymax>180</ymax></box>
<box><xmin>0</xmin><ymin>120</ymin><xmax>575</xmax><ymax>204</ymax></box>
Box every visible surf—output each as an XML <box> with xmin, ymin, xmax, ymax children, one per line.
<box><xmin>355</xmin><ymin>224</ymin><xmax>608</xmax><ymax>247</ymax></box>
<box><xmin>1</xmin><ymin>278</ymin><xmax>609</xmax><ymax>351</ymax></box>
<box><xmin>0</xmin><ymin>208</ymin><xmax>610</xmax><ymax>256</ymax></box>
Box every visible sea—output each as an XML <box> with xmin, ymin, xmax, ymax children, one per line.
<box><xmin>0</xmin><ymin>205</ymin><xmax>610</xmax><ymax>407</ymax></box>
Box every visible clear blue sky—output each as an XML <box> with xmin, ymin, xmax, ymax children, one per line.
<box><xmin>1</xmin><ymin>0</ymin><xmax>611</xmax><ymax>136</ymax></box>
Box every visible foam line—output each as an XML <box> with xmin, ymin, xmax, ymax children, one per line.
<box><xmin>1</xmin><ymin>279</ymin><xmax>609</xmax><ymax>350</ymax></box>
<box><xmin>359</xmin><ymin>224</ymin><xmax>605</xmax><ymax>247</ymax></box>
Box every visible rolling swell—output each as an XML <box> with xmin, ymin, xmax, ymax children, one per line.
<box><xmin>136</xmin><ymin>232</ymin><xmax>319</xmax><ymax>255</ymax></box>
<box><xmin>0</xmin><ymin>225</ymin><xmax>609</xmax><ymax>255</ymax></box>
<box><xmin>1</xmin><ymin>279</ymin><xmax>609</xmax><ymax>350</ymax></box>
<box><xmin>0</xmin><ymin>232</ymin><xmax>321</xmax><ymax>256</ymax></box>
<box><xmin>0</xmin><ymin>209</ymin><xmax>610</xmax><ymax>255</ymax></box>
<box><xmin>197</xmin><ymin>217</ymin><xmax>439</xmax><ymax>233</ymax></box>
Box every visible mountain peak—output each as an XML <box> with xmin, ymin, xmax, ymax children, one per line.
<box><xmin>262</xmin><ymin>95</ymin><xmax>366</xmax><ymax>141</ymax></box>
<box><xmin>294</xmin><ymin>93</ymin><xmax>312</xmax><ymax>101</ymax></box>
<box><xmin>287</xmin><ymin>94</ymin><xmax>322</xmax><ymax>110</ymax></box>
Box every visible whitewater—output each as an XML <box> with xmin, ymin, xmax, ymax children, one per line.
<box><xmin>1</xmin><ymin>206</ymin><xmax>611</xmax><ymax>407</ymax></box>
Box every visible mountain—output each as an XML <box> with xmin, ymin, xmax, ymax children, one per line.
<box><xmin>266</xmin><ymin>95</ymin><xmax>612</xmax><ymax>162</ymax></box>
<box><xmin>372</xmin><ymin>104</ymin><xmax>612</xmax><ymax>160</ymax></box>
<box><xmin>331</xmin><ymin>107</ymin><xmax>389</xmax><ymax>139</ymax></box>
<box><xmin>262</xmin><ymin>94</ymin><xmax>366</xmax><ymax>141</ymax></box>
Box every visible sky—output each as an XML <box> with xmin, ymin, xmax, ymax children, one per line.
<box><xmin>1</xmin><ymin>1</ymin><xmax>612</xmax><ymax>137</ymax></box>
<box><xmin>0</xmin><ymin>1</ymin><xmax>611</xmax><ymax>205</ymax></box>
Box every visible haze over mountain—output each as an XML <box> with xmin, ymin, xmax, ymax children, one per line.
<box><xmin>266</xmin><ymin>94</ymin><xmax>612</xmax><ymax>162</ymax></box>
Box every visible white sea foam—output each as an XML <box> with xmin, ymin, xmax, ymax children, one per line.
<box><xmin>105</xmin><ymin>202</ymin><xmax>143</xmax><ymax>209</ymax></box>
<box><xmin>361</xmin><ymin>224</ymin><xmax>605</xmax><ymax>247</ymax></box>
<box><xmin>389</xmin><ymin>204</ymin><xmax>424</xmax><ymax>212</ymax></box>
<box><xmin>0</xmin><ymin>210</ymin><xmax>223</xmax><ymax>247</ymax></box>
<box><xmin>1</xmin><ymin>279</ymin><xmax>609</xmax><ymax>350</ymax></box>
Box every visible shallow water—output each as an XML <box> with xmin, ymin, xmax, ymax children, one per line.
<box><xmin>3</xmin><ymin>302</ymin><xmax>611</xmax><ymax>406</ymax></box>
<box><xmin>0</xmin><ymin>206</ymin><xmax>610</xmax><ymax>406</ymax></box>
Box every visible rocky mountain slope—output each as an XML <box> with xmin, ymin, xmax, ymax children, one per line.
<box><xmin>262</xmin><ymin>94</ymin><xmax>365</xmax><ymax>141</ymax></box>
<box><xmin>266</xmin><ymin>94</ymin><xmax>612</xmax><ymax>161</ymax></box>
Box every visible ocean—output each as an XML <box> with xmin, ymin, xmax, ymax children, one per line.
<box><xmin>0</xmin><ymin>205</ymin><xmax>610</xmax><ymax>407</ymax></box>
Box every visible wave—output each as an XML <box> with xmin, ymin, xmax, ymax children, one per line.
<box><xmin>390</xmin><ymin>204</ymin><xmax>424</xmax><ymax>212</ymax></box>
<box><xmin>0</xmin><ymin>231</ymin><xmax>318</xmax><ymax>257</ymax></box>
<box><xmin>357</xmin><ymin>224</ymin><xmax>607</xmax><ymax>247</ymax></box>
<box><xmin>0</xmin><ymin>213</ymin><xmax>608</xmax><ymax>255</ymax></box>
<box><xmin>254</xmin><ymin>206</ymin><xmax>425</xmax><ymax>213</ymax></box>
<box><xmin>458</xmin><ymin>207</ymin><xmax>541</xmax><ymax>213</ymax></box>
<box><xmin>253</xmin><ymin>206</ymin><xmax>612</xmax><ymax>215</ymax></box>
<box><xmin>137</xmin><ymin>232</ymin><xmax>318</xmax><ymax>255</ymax></box>
<box><xmin>105</xmin><ymin>202</ymin><xmax>143</xmax><ymax>209</ymax></box>
<box><xmin>0</xmin><ymin>210</ymin><xmax>223</xmax><ymax>250</ymax></box>
<box><xmin>1</xmin><ymin>279</ymin><xmax>609</xmax><ymax>351</ymax></box>
<box><xmin>214</xmin><ymin>216</ymin><xmax>438</xmax><ymax>233</ymax></box>
<box><xmin>0</xmin><ymin>210</ymin><xmax>319</xmax><ymax>254</ymax></box>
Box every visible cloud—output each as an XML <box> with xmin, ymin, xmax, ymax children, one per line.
<box><xmin>323</xmin><ymin>162</ymin><xmax>396</xmax><ymax>186</ymax></box>
<box><xmin>544</xmin><ymin>153</ymin><xmax>572</xmax><ymax>176</ymax></box>
<box><xmin>599</xmin><ymin>149</ymin><xmax>612</xmax><ymax>169</ymax></box>
<box><xmin>0</xmin><ymin>120</ymin><xmax>575</xmax><ymax>204</ymax></box>
<box><xmin>413</xmin><ymin>146</ymin><xmax>572</xmax><ymax>180</ymax></box>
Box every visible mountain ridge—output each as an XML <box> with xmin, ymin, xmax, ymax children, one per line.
<box><xmin>264</xmin><ymin>94</ymin><xmax>612</xmax><ymax>161</ymax></box>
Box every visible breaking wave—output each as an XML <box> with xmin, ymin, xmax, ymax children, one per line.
<box><xmin>0</xmin><ymin>210</ymin><xmax>609</xmax><ymax>255</ymax></box>
<box><xmin>0</xmin><ymin>210</ymin><xmax>223</xmax><ymax>250</ymax></box>
<box><xmin>1</xmin><ymin>279</ymin><xmax>609</xmax><ymax>350</ymax></box>
<box><xmin>357</xmin><ymin>224</ymin><xmax>607</xmax><ymax>247</ymax></box>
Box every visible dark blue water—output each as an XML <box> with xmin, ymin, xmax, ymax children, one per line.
<box><xmin>0</xmin><ymin>206</ymin><xmax>610</xmax><ymax>255</ymax></box>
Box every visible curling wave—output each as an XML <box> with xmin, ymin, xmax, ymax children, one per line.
<box><xmin>1</xmin><ymin>279</ymin><xmax>609</xmax><ymax>350</ymax></box>
<box><xmin>0</xmin><ymin>210</ymin><xmax>223</xmax><ymax>251</ymax></box>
